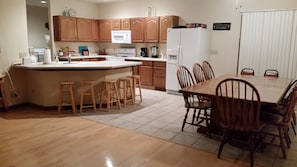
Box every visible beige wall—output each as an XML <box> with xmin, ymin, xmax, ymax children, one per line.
<box><xmin>27</xmin><ymin>5</ymin><xmax>49</xmax><ymax>48</ymax></box>
<box><xmin>95</xmin><ymin>0</ymin><xmax>297</xmax><ymax>74</ymax></box>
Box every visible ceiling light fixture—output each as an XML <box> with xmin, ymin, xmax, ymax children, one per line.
<box><xmin>41</xmin><ymin>0</ymin><xmax>46</xmax><ymax>4</ymax></box>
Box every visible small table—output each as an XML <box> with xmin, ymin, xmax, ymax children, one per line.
<box><xmin>179</xmin><ymin>74</ymin><xmax>292</xmax><ymax>134</ymax></box>
<box><xmin>0</xmin><ymin>74</ymin><xmax>8</xmax><ymax>111</ymax></box>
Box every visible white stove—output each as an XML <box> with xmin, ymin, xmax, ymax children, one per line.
<box><xmin>116</xmin><ymin>48</ymin><xmax>136</xmax><ymax>57</ymax></box>
<box><xmin>106</xmin><ymin>48</ymin><xmax>136</xmax><ymax>61</ymax></box>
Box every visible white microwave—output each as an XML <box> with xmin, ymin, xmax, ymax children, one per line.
<box><xmin>111</xmin><ymin>30</ymin><xmax>132</xmax><ymax>44</ymax></box>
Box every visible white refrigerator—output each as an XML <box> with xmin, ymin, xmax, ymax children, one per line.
<box><xmin>166</xmin><ymin>27</ymin><xmax>210</xmax><ymax>94</ymax></box>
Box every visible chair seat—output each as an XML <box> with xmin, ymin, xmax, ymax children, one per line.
<box><xmin>185</xmin><ymin>100</ymin><xmax>211</xmax><ymax>109</ymax></box>
<box><xmin>261</xmin><ymin>112</ymin><xmax>283</xmax><ymax>126</ymax></box>
<box><xmin>262</xmin><ymin>105</ymin><xmax>286</xmax><ymax>116</ymax></box>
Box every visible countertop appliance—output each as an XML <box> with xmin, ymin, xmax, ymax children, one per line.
<box><xmin>140</xmin><ymin>47</ymin><xmax>148</xmax><ymax>57</ymax></box>
<box><xmin>151</xmin><ymin>46</ymin><xmax>158</xmax><ymax>58</ymax></box>
<box><xmin>166</xmin><ymin>27</ymin><xmax>210</xmax><ymax>94</ymax></box>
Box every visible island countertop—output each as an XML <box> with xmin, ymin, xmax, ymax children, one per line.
<box><xmin>59</xmin><ymin>55</ymin><xmax>167</xmax><ymax>62</ymax></box>
<box><xmin>14</xmin><ymin>61</ymin><xmax>142</xmax><ymax>70</ymax></box>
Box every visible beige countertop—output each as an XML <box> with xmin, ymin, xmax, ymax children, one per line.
<box><xmin>14</xmin><ymin>61</ymin><xmax>142</xmax><ymax>70</ymax></box>
<box><xmin>59</xmin><ymin>55</ymin><xmax>167</xmax><ymax>62</ymax></box>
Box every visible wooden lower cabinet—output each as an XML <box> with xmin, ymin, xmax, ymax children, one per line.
<box><xmin>153</xmin><ymin>61</ymin><xmax>166</xmax><ymax>90</ymax></box>
<box><xmin>128</xmin><ymin>59</ymin><xmax>166</xmax><ymax>90</ymax></box>
<box><xmin>139</xmin><ymin>61</ymin><xmax>153</xmax><ymax>86</ymax></box>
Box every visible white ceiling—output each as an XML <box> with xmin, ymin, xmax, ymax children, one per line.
<box><xmin>26</xmin><ymin>0</ymin><xmax>129</xmax><ymax>7</ymax></box>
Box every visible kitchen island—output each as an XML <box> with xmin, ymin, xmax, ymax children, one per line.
<box><xmin>14</xmin><ymin>61</ymin><xmax>141</xmax><ymax>107</ymax></box>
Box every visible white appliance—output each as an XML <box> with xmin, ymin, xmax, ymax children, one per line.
<box><xmin>111</xmin><ymin>30</ymin><xmax>132</xmax><ymax>44</ymax></box>
<box><xmin>166</xmin><ymin>27</ymin><xmax>210</xmax><ymax>94</ymax></box>
<box><xmin>106</xmin><ymin>48</ymin><xmax>136</xmax><ymax>61</ymax></box>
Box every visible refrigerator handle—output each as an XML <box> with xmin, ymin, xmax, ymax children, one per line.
<box><xmin>178</xmin><ymin>45</ymin><xmax>182</xmax><ymax>66</ymax></box>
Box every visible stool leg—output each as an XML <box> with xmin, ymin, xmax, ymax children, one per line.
<box><xmin>91</xmin><ymin>85</ymin><xmax>96</xmax><ymax>112</ymax></box>
<box><xmin>99</xmin><ymin>83</ymin><xmax>105</xmax><ymax>110</ymax></box>
<box><xmin>80</xmin><ymin>88</ymin><xmax>84</xmax><ymax>113</ymax></box>
<box><xmin>69</xmin><ymin>86</ymin><xmax>76</xmax><ymax>113</ymax></box>
<box><xmin>137</xmin><ymin>78</ymin><xmax>142</xmax><ymax>102</ymax></box>
<box><xmin>106</xmin><ymin>83</ymin><xmax>111</xmax><ymax>112</ymax></box>
<box><xmin>58</xmin><ymin>84</ymin><xmax>63</xmax><ymax>113</ymax></box>
<box><xmin>129</xmin><ymin>79</ymin><xmax>135</xmax><ymax>104</ymax></box>
<box><xmin>113</xmin><ymin>83</ymin><xmax>121</xmax><ymax>109</ymax></box>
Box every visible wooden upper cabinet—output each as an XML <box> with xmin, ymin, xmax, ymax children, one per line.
<box><xmin>159</xmin><ymin>16</ymin><xmax>179</xmax><ymax>43</ymax></box>
<box><xmin>131</xmin><ymin>17</ymin><xmax>145</xmax><ymax>43</ymax></box>
<box><xmin>77</xmin><ymin>18</ymin><xmax>94</xmax><ymax>42</ymax></box>
<box><xmin>53</xmin><ymin>16</ymin><xmax>77</xmax><ymax>41</ymax></box>
<box><xmin>99</xmin><ymin>19</ymin><xmax>112</xmax><ymax>42</ymax></box>
<box><xmin>121</xmin><ymin>18</ymin><xmax>131</xmax><ymax>30</ymax></box>
<box><xmin>112</xmin><ymin>19</ymin><xmax>121</xmax><ymax>30</ymax></box>
<box><xmin>145</xmin><ymin>17</ymin><xmax>159</xmax><ymax>43</ymax></box>
<box><xmin>91</xmin><ymin>20</ymin><xmax>99</xmax><ymax>41</ymax></box>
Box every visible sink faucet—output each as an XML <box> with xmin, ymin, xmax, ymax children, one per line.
<box><xmin>68</xmin><ymin>54</ymin><xmax>72</xmax><ymax>64</ymax></box>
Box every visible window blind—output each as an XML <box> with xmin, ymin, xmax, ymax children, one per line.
<box><xmin>239</xmin><ymin>9</ymin><xmax>297</xmax><ymax>79</ymax></box>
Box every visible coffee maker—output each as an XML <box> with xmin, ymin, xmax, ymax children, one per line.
<box><xmin>151</xmin><ymin>46</ymin><xmax>158</xmax><ymax>58</ymax></box>
<box><xmin>140</xmin><ymin>48</ymin><xmax>148</xmax><ymax>57</ymax></box>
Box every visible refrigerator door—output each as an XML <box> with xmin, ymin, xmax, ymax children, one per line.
<box><xmin>180</xmin><ymin>28</ymin><xmax>209</xmax><ymax>68</ymax></box>
<box><xmin>166</xmin><ymin>28</ymin><xmax>181</xmax><ymax>93</ymax></box>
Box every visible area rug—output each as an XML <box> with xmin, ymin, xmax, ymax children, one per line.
<box><xmin>0</xmin><ymin>103</ymin><xmax>144</xmax><ymax>119</ymax></box>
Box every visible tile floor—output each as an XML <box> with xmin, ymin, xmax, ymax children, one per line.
<box><xmin>82</xmin><ymin>89</ymin><xmax>297</xmax><ymax>167</ymax></box>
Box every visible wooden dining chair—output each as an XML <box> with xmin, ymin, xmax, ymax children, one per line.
<box><xmin>177</xmin><ymin>65</ymin><xmax>211</xmax><ymax>137</ymax></box>
<box><xmin>202</xmin><ymin>60</ymin><xmax>215</xmax><ymax>80</ymax></box>
<box><xmin>264</xmin><ymin>69</ymin><xmax>279</xmax><ymax>78</ymax></box>
<box><xmin>193</xmin><ymin>63</ymin><xmax>207</xmax><ymax>83</ymax></box>
<box><xmin>240</xmin><ymin>68</ymin><xmax>255</xmax><ymax>76</ymax></box>
<box><xmin>215</xmin><ymin>78</ymin><xmax>265</xmax><ymax>167</ymax></box>
<box><xmin>262</xmin><ymin>79</ymin><xmax>297</xmax><ymax>136</ymax></box>
<box><xmin>260</xmin><ymin>88</ymin><xmax>297</xmax><ymax>159</ymax></box>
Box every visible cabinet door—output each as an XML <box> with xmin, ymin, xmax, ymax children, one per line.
<box><xmin>145</xmin><ymin>17</ymin><xmax>159</xmax><ymax>43</ymax></box>
<box><xmin>153</xmin><ymin>62</ymin><xmax>166</xmax><ymax>90</ymax></box>
<box><xmin>159</xmin><ymin>16</ymin><xmax>179</xmax><ymax>43</ymax></box>
<box><xmin>77</xmin><ymin>18</ymin><xmax>92</xmax><ymax>41</ymax></box>
<box><xmin>121</xmin><ymin>18</ymin><xmax>131</xmax><ymax>30</ymax></box>
<box><xmin>99</xmin><ymin>19</ymin><xmax>112</xmax><ymax>42</ymax></box>
<box><xmin>91</xmin><ymin>20</ymin><xmax>99</xmax><ymax>41</ymax></box>
<box><xmin>112</xmin><ymin>19</ymin><xmax>121</xmax><ymax>30</ymax></box>
<box><xmin>53</xmin><ymin>16</ymin><xmax>77</xmax><ymax>41</ymax></box>
<box><xmin>131</xmin><ymin>18</ymin><xmax>144</xmax><ymax>43</ymax></box>
<box><xmin>139</xmin><ymin>61</ymin><xmax>153</xmax><ymax>86</ymax></box>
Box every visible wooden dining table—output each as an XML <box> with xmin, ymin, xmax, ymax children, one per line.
<box><xmin>179</xmin><ymin>74</ymin><xmax>293</xmax><ymax>135</ymax></box>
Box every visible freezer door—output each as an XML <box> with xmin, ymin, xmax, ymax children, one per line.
<box><xmin>166</xmin><ymin>28</ymin><xmax>181</xmax><ymax>93</ymax></box>
<box><xmin>166</xmin><ymin>62</ymin><xmax>180</xmax><ymax>92</ymax></box>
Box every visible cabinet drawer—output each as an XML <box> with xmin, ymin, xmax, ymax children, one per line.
<box><xmin>153</xmin><ymin>61</ymin><xmax>166</xmax><ymax>67</ymax></box>
<box><xmin>141</xmin><ymin>61</ymin><xmax>153</xmax><ymax>66</ymax></box>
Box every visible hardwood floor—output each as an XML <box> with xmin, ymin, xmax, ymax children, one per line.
<box><xmin>0</xmin><ymin>106</ymin><xmax>261</xmax><ymax>167</ymax></box>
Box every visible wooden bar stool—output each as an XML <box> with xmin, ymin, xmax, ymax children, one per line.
<box><xmin>80</xmin><ymin>81</ymin><xmax>96</xmax><ymax>112</ymax></box>
<box><xmin>99</xmin><ymin>80</ymin><xmax>121</xmax><ymax>112</ymax></box>
<box><xmin>129</xmin><ymin>75</ymin><xmax>142</xmax><ymax>102</ymax></box>
<box><xmin>118</xmin><ymin>77</ymin><xmax>135</xmax><ymax>107</ymax></box>
<box><xmin>0</xmin><ymin>77</ymin><xmax>8</xmax><ymax>111</ymax></box>
<box><xmin>58</xmin><ymin>81</ymin><xmax>76</xmax><ymax>113</ymax></box>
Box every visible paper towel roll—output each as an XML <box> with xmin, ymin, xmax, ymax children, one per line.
<box><xmin>43</xmin><ymin>48</ymin><xmax>52</xmax><ymax>64</ymax></box>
